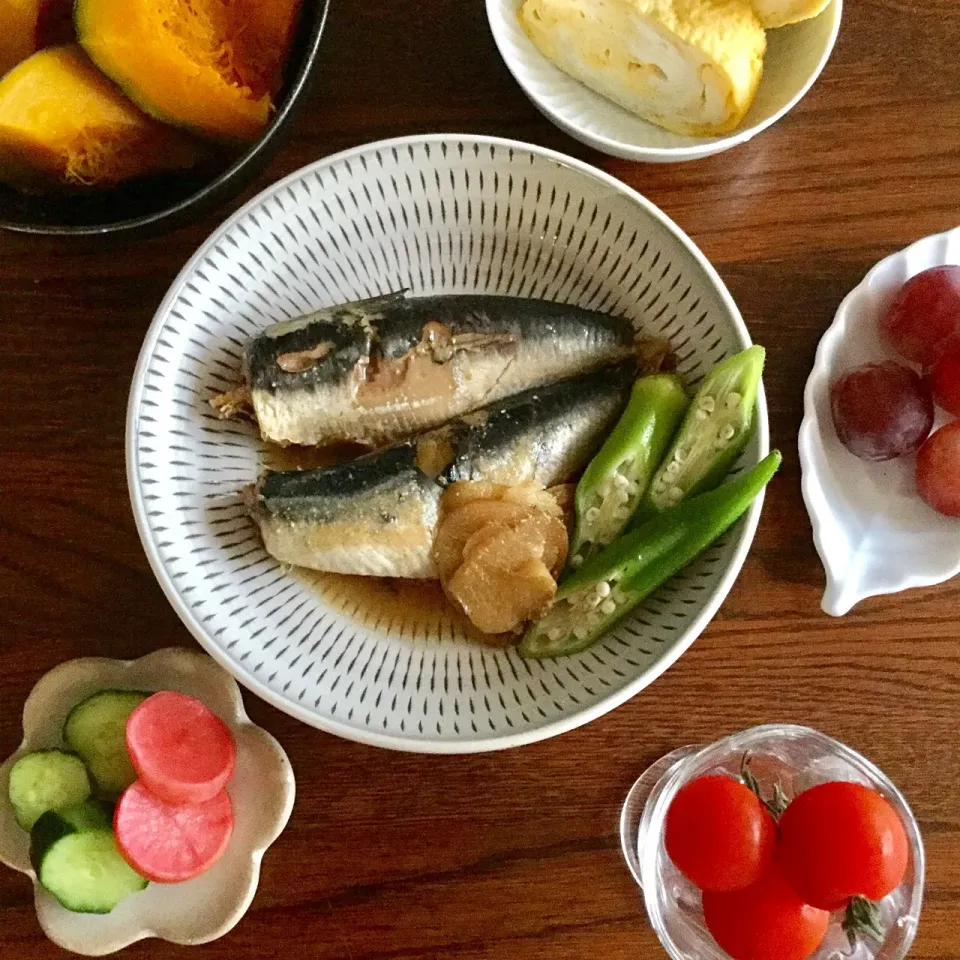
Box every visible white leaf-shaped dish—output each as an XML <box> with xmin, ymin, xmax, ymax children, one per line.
<box><xmin>799</xmin><ymin>228</ymin><xmax>960</xmax><ymax>616</ymax></box>
<box><xmin>0</xmin><ymin>648</ymin><xmax>295</xmax><ymax>956</ymax></box>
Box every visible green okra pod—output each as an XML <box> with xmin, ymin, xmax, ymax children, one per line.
<box><xmin>568</xmin><ymin>373</ymin><xmax>690</xmax><ymax>570</ymax></box>
<box><xmin>520</xmin><ymin>450</ymin><xmax>782</xmax><ymax>659</ymax></box>
<box><xmin>633</xmin><ymin>345</ymin><xmax>765</xmax><ymax>524</ymax></box>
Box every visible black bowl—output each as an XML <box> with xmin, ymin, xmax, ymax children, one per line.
<box><xmin>0</xmin><ymin>0</ymin><xmax>330</xmax><ymax>238</ymax></box>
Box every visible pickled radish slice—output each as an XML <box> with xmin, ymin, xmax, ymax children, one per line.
<box><xmin>126</xmin><ymin>692</ymin><xmax>236</xmax><ymax>805</ymax></box>
<box><xmin>930</xmin><ymin>353</ymin><xmax>960</xmax><ymax>416</ymax></box>
<box><xmin>830</xmin><ymin>362</ymin><xmax>933</xmax><ymax>461</ymax></box>
<box><xmin>880</xmin><ymin>266</ymin><xmax>960</xmax><ymax>366</ymax></box>
<box><xmin>916</xmin><ymin>421</ymin><xmax>960</xmax><ymax>517</ymax></box>
<box><xmin>114</xmin><ymin>782</ymin><xmax>233</xmax><ymax>883</ymax></box>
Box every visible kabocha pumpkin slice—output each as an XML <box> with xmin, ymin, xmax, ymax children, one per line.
<box><xmin>0</xmin><ymin>0</ymin><xmax>74</xmax><ymax>78</ymax></box>
<box><xmin>0</xmin><ymin>46</ymin><xmax>202</xmax><ymax>190</ymax></box>
<box><xmin>230</xmin><ymin>0</ymin><xmax>303</xmax><ymax>97</ymax></box>
<box><xmin>75</xmin><ymin>0</ymin><xmax>274</xmax><ymax>141</ymax></box>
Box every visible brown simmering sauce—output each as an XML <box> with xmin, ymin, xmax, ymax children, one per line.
<box><xmin>296</xmin><ymin>571</ymin><xmax>513</xmax><ymax>647</ymax></box>
<box><xmin>261</xmin><ymin>441</ymin><xmax>369</xmax><ymax>472</ymax></box>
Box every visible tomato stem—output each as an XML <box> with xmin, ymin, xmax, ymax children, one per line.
<box><xmin>843</xmin><ymin>895</ymin><xmax>886</xmax><ymax>949</ymax></box>
<box><xmin>769</xmin><ymin>782</ymin><xmax>789</xmax><ymax>819</ymax></box>
<box><xmin>740</xmin><ymin>753</ymin><xmax>789</xmax><ymax>820</ymax></box>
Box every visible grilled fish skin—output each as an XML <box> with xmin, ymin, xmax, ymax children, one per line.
<box><xmin>250</xmin><ymin>363</ymin><xmax>634</xmax><ymax>578</ymax></box>
<box><xmin>214</xmin><ymin>292</ymin><xmax>636</xmax><ymax>447</ymax></box>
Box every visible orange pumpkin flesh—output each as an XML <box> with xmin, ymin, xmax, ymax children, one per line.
<box><xmin>75</xmin><ymin>0</ymin><xmax>299</xmax><ymax>141</ymax></box>
<box><xmin>0</xmin><ymin>45</ymin><xmax>201</xmax><ymax>189</ymax></box>
<box><xmin>231</xmin><ymin>0</ymin><xmax>303</xmax><ymax>97</ymax></box>
<box><xmin>0</xmin><ymin>0</ymin><xmax>74</xmax><ymax>78</ymax></box>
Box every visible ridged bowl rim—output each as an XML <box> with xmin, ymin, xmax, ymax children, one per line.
<box><xmin>126</xmin><ymin>133</ymin><xmax>769</xmax><ymax>753</ymax></box>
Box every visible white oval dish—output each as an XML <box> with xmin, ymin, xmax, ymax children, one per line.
<box><xmin>800</xmin><ymin>227</ymin><xmax>960</xmax><ymax>617</ymax></box>
<box><xmin>127</xmin><ymin>133</ymin><xmax>769</xmax><ymax>754</ymax></box>
<box><xmin>486</xmin><ymin>0</ymin><xmax>842</xmax><ymax>163</ymax></box>
<box><xmin>0</xmin><ymin>648</ymin><xmax>294</xmax><ymax>956</ymax></box>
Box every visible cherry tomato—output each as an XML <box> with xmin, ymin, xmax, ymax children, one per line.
<box><xmin>703</xmin><ymin>860</ymin><xmax>830</xmax><ymax>960</ymax></box>
<box><xmin>916</xmin><ymin>420</ymin><xmax>960</xmax><ymax>517</ymax></box>
<box><xmin>880</xmin><ymin>266</ymin><xmax>960</xmax><ymax>366</ymax></box>
<box><xmin>930</xmin><ymin>352</ymin><xmax>960</xmax><ymax>416</ymax></box>
<box><xmin>778</xmin><ymin>782</ymin><xmax>909</xmax><ymax>911</ymax></box>
<box><xmin>664</xmin><ymin>775</ymin><xmax>776</xmax><ymax>893</ymax></box>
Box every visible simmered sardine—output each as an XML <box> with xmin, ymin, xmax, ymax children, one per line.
<box><xmin>249</xmin><ymin>363</ymin><xmax>634</xmax><ymax>578</ymax></box>
<box><xmin>214</xmin><ymin>292</ymin><xmax>636</xmax><ymax>447</ymax></box>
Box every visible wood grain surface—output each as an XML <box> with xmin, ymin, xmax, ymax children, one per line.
<box><xmin>2</xmin><ymin>1</ymin><xmax>959</xmax><ymax>957</ymax></box>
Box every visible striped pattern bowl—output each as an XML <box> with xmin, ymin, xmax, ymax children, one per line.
<box><xmin>127</xmin><ymin>134</ymin><xmax>768</xmax><ymax>753</ymax></box>
<box><xmin>486</xmin><ymin>0</ymin><xmax>842</xmax><ymax>163</ymax></box>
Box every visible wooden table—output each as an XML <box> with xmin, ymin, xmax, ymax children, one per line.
<box><xmin>2</xmin><ymin>2</ymin><xmax>959</xmax><ymax>957</ymax></box>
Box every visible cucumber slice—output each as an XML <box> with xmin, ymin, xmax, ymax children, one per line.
<box><xmin>64</xmin><ymin>691</ymin><xmax>149</xmax><ymax>797</ymax></box>
<box><xmin>8</xmin><ymin>750</ymin><xmax>92</xmax><ymax>830</ymax></box>
<box><xmin>31</xmin><ymin>802</ymin><xmax>148</xmax><ymax>914</ymax></box>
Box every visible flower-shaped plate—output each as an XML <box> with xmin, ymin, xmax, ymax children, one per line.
<box><xmin>0</xmin><ymin>647</ymin><xmax>295</xmax><ymax>955</ymax></box>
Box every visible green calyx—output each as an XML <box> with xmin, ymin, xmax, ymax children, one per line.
<box><xmin>843</xmin><ymin>895</ymin><xmax>886</xmax><ymax>948</ymax></box>
<box><xmin>740</xmin><ymin>753</ymin><xmax>789</xmax><ymax>820</ymax></box>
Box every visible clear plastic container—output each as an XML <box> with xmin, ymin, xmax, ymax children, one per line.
<box><xmin>619</xmin><ymin>725</ymin><xmax>924</xmax><ymax>960</ymax></box>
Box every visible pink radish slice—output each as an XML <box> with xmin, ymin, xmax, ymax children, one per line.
<box><xmin>126</xmin><ymin>691</ymin><xmax>236</xmax><ymax>804</ymax></box>
<box><xmin>114</xmin><ymin>781</ymin><xmax>234</xmax><ymax>883</ymax></box>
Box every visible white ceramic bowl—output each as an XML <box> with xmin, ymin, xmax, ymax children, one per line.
<box><xmin>487</xmin><ymin>0</ymin><xmax>842</xmax><ymax>163</ymax></box>
<box><xmin>0</xmin><ymin>648</ymin><xmax>294</xmax><ymax>956</ymax></box>
<box><xmin>800</xmin><ymin>228</ymin><xmax>960</xmax><ymax>616</ymax></box>
<box><xmin>127</xmin><ymin>133</ymin><xmax>769</xmax><ymax>754</ymax></box>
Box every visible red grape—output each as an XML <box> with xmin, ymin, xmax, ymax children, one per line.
<box><xmin>916</xmin><ymin>421</ymin><xmax>960</xmax><ymax>517</ymax></box>
<box><xmin>931</xmin><ymin>352</ymin><xmax>960</xmax><ymax>416</ymax></box>
<box><xmin>880</xmin><ymin>266</ymin><xmax>960</xmax><ymax>367</ymax></box>
<box><xmin>831</xmin><ymin>362</ymin><xmax>934</xmax><ymax>461</ymax></box>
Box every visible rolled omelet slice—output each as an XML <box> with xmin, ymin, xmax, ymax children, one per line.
<box><xmin>520</xmin><ymin>0</ymin><xmax>767</xmax><ymax>137</ymax></box>
<box><xmin>752</xmin><ymin>0</ymin><xmax>830</xmax><ymax>28</ymax></box>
